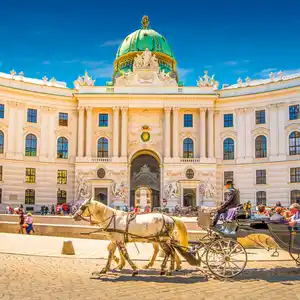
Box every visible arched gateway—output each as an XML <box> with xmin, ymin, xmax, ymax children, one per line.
<box><xmin>130</xmin><ymin>151</ymin><xmax>160</xmax><ymax>209</ymax></box>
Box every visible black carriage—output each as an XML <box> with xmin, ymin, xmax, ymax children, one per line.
<box><xmin>174</xmin><ymin>209</ymin><xmax>300</xmax><ymax>279</ymax></box>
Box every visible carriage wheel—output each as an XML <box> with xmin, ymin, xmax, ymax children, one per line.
<box><xmin>205</xmin><ymin>238</ymin><xmax>247</xmax><ymax>278</ymax></box>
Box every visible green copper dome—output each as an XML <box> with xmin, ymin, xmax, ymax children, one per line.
<box><xmin>113</xmin><ymin>16</ymin><xmax>177</xmax><ymax>80</ymax></box>
<box><xmin>116</xmin><ymin>29</ymin><xmax>175</xmax><ymax>59</ymax></box>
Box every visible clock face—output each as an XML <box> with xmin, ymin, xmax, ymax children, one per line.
<box><xmin>141</xmin><ymin>131</ymin><xmax>150</xmax><ymax>142</ymax></box>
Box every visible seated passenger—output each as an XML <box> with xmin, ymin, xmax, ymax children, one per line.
<box><xmin>253</xmin><ymin>205</ymin><xmax>270</xmax><ymax>220</ymax></box>
<box><xmin>212</xmin><ymin>180</ymin><xmax>240</xmax><ymax>226</ymax></box>
<box><xmin>288</xmin><ymin>203</ymin><xmax>300</xmax><ymax>227</ymax></box>
<box><xmin>270</xmin><ymin>207</ymin><xmax>284</xmax><ymax>222</ymax></box>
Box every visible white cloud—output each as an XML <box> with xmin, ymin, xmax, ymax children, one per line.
<box><xmin>100</xmin><ymin>39</ymin><xmax>122</xmax><ymax>47</ymax></box>
<box><xmin>224</xmin><ymin>61</ymin><xmax>238</xmax><ymax>66</ymax></box>
<box><xmin>177</xmin><ymin>67</ymin><xmax>193</xmax><ymax>79</ymax></box>
<box><xmin>89</xmin><ymin>66</ymin><xmax>113</xmax><ymax>79</ymax></box>
<box><xmin>235</xmin><ymin>69</ymin><xmax>248</xmax><ymax>74</ymax></box>
<box><xmin>282</xmin><ymin>68</ymin><xmax>300</xmax><ymax>75</ymax></box>
<box><xmin>62</xmin><ymin>59</ymin><xmax>80</xmax><ymax>64</ymax></box>
<box><xmin>43</xmin><ymin>61</ymin><xmax>51</xmax><ymax>65</ymax></box>
<box><xmin>255</xmin><ymin>68</ymin><xmax>277</xmax><ymax>78</ymax></box>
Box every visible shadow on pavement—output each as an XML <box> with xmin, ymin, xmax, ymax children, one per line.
<box><xmin>91</xmin><ymin>268</ymin><xmax>208</xmax><ymax>284</ymax></box>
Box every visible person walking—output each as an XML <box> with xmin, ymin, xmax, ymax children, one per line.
<box><xmin>18</xmin><ymin>212</ymin><xmax>25</xmax><ymax>234</ymax></box>
<box><xmin>25</xmin><ymin>213</ymin><xmax>34</xmax><ymax>235</ymax></box>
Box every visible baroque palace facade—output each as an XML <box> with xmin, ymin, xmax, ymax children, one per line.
<box><xmin>0</xmin><ymin>16</ymin><xmax>300</xmax><ymax>211</ymax></box>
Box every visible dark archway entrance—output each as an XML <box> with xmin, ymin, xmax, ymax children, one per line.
<box><xmin>130</xmin><ymin>153</ymin><xmax>160</xmax><ymax>209</ymax></box>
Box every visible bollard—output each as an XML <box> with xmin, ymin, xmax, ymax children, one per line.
<box><xmin>61</xmin><ymin>240</ymin><xmax>75</xmax><ymax>255</ymax></box>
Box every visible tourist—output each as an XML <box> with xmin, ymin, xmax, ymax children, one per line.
<box><xmin>25</xmin><ymin>213</ymin><xmax>34</xmax><ymax>234</ymax></box>
<box><xmin>18</xmin><ymin>212</ymin><xmax>25</xmax><ymax>234</ymax></box>
<box><xmin>270</xmin><ymin>207</ymin><xmax>284</xmax><ymax>222</ymax></box>
<box><xmin>253</xmin><ymin>205</ymin><xmax>270</xmax><ymax>219</ymax></box>
<box><xmin>51</xmin><ymin>204</ymin><xmax>55</xmax><ymax>215</ymax></box>
<box><xmin>45</xmin><ymin>206</ymin><xmax>49</xmax><ymax>215</ymax></box>
<box><xmin>288</xmin><ymin>203</ymin><xmax>300</xmax><ymax>227</ymax></box>
<box><xmin>275</xmin><ymin>201</ymin><xmax>282</xmax><ymax>207</ymax></box>
<box><xmin>6</xmin><ymin>205</ymin><xmax>12</xmax><ymax>214</ymax></box>
<box><xmin>19</xmin><ymin>204</ymin><xmax>24</xmax><ymax>214</ymax></box>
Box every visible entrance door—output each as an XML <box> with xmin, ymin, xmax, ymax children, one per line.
<box><xmin>183</xmin><ymin>188</ymin><xmax>196</xmax><ymax>207</ymax></box>
<box><xmin>94</xmin><ymin>188</ymin><xmax>108</xmax><ymax>205</ymax></box>
<box><xmin>135</xmin><ymin>186</ymin><xmax>152</xmax><ymax>209</ymax></box>
<box><xmin>130</xmin><ymin>154</ymin><xmax>160</xmax><ymax>208</ymax></box>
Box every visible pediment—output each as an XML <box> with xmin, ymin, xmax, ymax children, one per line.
<box><xmin>220</xmin><ymin>130</ymin><xmax>237</xmax><ymax>139</ymax></box>
<box><xmin>251</xmin><ymin>127</ymin><xmax>269</xmax><ymax>136</ymax></box>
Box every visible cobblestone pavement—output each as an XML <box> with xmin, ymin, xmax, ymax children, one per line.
<box><xmin>0</xmin><ymin>254</ymin><xmax>300</xmax><ymax>300</ymax></box>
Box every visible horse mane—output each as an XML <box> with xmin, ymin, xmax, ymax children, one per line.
<box><xmin>91</xmin><ymin>200</ymin><xmax>127</xmax><ymax>218</ymax></box>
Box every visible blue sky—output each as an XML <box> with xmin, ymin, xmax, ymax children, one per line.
<box><xmin>0</xmin><ymin>0</ymin><xmax>300</xmax><ymax>87</ymax></box>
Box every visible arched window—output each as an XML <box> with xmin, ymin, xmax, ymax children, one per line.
<box><xmin>223</xmin><ymin>138</ymin><xmax>234</xmax><ymax>160</ymax></box>
<box><xmin>57</xmin><ymin>189</ymin><xmax>67</xmax><ymax>204</ymax></box>
<box><xmin>183</xmin><ymin>138</ymin><xmax>194</xmax><ymax>158</ymax></box>
<box><xmin>256</xmin><ymin>191</ymin><xmax>266</xmax><ymax>206</ymax></box>
<box><xmin>0</xmin><ymin>131</ymin><xmax>4</xmax><ymax>154</ymax></box>
<box><xmin>57</xmin><ymin>137</ymin><xmax>68</xmax><ymax>159</ymax></box>
<box><xmin>255</xmin><ymin>135</ymin><xmax>267</xmax><ymax>158</ymax></box>
<box><xmin>97</xmin><ymin>137</ymin><xmax>108</xmax><ymax>157</ymax></box>
<box><xmin>25</xmin><ymin>134</ymin><xmax>37</xmax><ymax>156</ymax></box>
<box><xmin>289</xmin><ymin>131</ymin><xmax>300</xmax><ymax>155</ymax></box>
<box><xmin>25</xmin><ymin>189</ymin><xmax>35</xmax><ymax>205</ymax></box>
<box><xmin>291</xmin><ymin>190</ymin><xmax>300</xmax><ymax>204</ymax></box>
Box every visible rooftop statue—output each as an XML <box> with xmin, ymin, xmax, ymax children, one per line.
<box><xmin>74</xmin><ymin>71</ymin><xmax>95</xmax><ymax>89</ymax></box>
<box><xmin>141</xmin><ymin>15</ymin><xmax>150</xmax><ymax>29</ymax></box>
<box><xmin>197</xmin><ymin>70</ymin><xmax>219</xmax><ymax>89</ymax></box>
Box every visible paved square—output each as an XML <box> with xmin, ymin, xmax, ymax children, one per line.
<box><xmin>0</xmin><ymin>254</ymin><xmax>300</xmax><ymax>300</ymax></box>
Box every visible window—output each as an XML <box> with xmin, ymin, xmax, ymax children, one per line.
<box><xmin>57</xmin><ymin>137</ymin><xmax>68</xmax><ymax>159</ymax></box>
<box><xmin>0</xmin><ymin>131</ymin><xmax>4</xmax><ymax>154</ymax></box>
<box><xmin>256</xmin><ymin>170</ymin><xmax>266</xmax><ymax>184</ymax></box>
<box><xmin>224</xmin><ymin>171</ymin><xmax>234</xmax><ymax>185</ymax></box>
<box><xmin>183</xmin><ymin>138</ymin><xmax>194</xmax><ymax>158</ymax></box>
<box><xmin>97</xmin><ymin>137</ymin><xmax>108</xmax><ymax>157</ymax></box>
<box><xmin>184</xmin><ymin>114</ymin><xmax>193</xmax><ymax>127</ymax></box>
<box><xmin>25</xmin><ymin>134</ymin><xmax>37</xmax><ymax>156</ymax></box>
<box><xmin>25</xmin><ymin>189</ymin><xmax>35</xmax><ymax>205</ymax></box>
<box><xmin>290</xmin><ymin>167</ymin><xmax>300</xmax><ymax>183</ymax></box>
<box><xmin>25</xmin><ymin>168</ymin><xmax>36</xmax><ymax>183</ymax></box>
<box><xmin>289</xmin><ymin>105</ymin><xmax>300</xmax><ymax>120</ymax></box>
<box><xmin>186</xmin><ymin>169</ymin><xmax>194</xmax><ymax>179</ymax></box>
<box><xmin>289</xmin><ymin>131</ymin><xmax>300</xmax><ymax>155</ymax></box>
<box><xmin>223</xmin><ymin>138</ymin><xmax>234</xmax><ymax>160</ymax></box>
<box><xmin>57</xmin><ymin>189</ymin><xmax>67</xmax><ymax>204</ymax></box>
<box><xmin>0</xmin><ymin>104</ymin><xmax>4</xmax><ymax>119</ymax></box>
<box><xmin>255</xmin><ymin>135</ymin><xmax>267</xmax><ymax>158</ymax></box>
<box><xmin>59</xmin><ymin>113</ymin><xmax>68</xmax><ymax>126</ymax></box>
<box><xmin>256</xmin><ymin>191</ymin><xmax>266</xmax><ymax>206</ymax></box>
<box><xmin>224</xmin><ymin>114</ymin><xmax>233</xmax><ymax>128</ymax></box>
<box><xmin>291</xmin><ymin>190</ymin><xmax>300</xmax><ymax>204</ymax></box>
<box><xmin>99</xmin><ymin>113</ymin><xmax>108</xmax><ymax>127</ymax></box>
<box><xmin>57</xmin><ymin>170</ymin><xmax>67</xmax><ymax>184</ymax></box>
<box><xmin>255</xmin><ymin>110</ymin><xmax>265</xmax><ymax>124</ymax></box>
<box><xmin>27</xmin><ymin>109</ymin><xmax>37</xmax><ymax>123</ymax></box>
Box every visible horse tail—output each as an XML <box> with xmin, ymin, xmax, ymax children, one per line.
<box><xmin>173</xmin><ymin>217</ymin><xmax>188</xmax><ymax>248</ymax></box>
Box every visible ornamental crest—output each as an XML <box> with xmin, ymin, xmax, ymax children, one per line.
<box><xmin>141</xmin><ymin>125</ymin><xmax>151</xmax><ymax>142</ymax></box>
<box><xmin>74</xmin><ymin>71</ymin><xmax>95</xmax><ymax>89</ymax></box>
<box><xmin>197</xmin><ymin>71</ymin><xmax>219</xmax><ymax>89</ymax></box>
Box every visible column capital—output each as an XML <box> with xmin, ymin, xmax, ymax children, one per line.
<box><xmin>214</xmin><ymin>109</ymin><xmax>221</xmax><ymax>115</ymax></box>
<box><xmin>121</xmin><ymin>106</ymin><xmax>128</xmax><ymax>112</ymax></box>
<box><xmin>207</xmin><ymin>107</ymin><xmax>214</xmax><ymax>113</ymax></box>
<box><xmin>199</xmin><ymin>107</ymin><xmax>207</xmax><ymax>112</ymax></box>
<box><xmin>77</xmin><ymin>106</ymin><xmax>85</xmax><ymax>112</ymax></box>
<box><xmin>268</xmin><ymin>103</ymin><xmax>278</xmax><ymax>110</ymax></box>
<box><xmin>164</xmin><ymin>107</ymin><xmax>171</xmax><ymax>113</ymax></box>
<box><xmin>235</xmin><ymin>108</ymin><xmax>246</xmax><ymax>113</ymax></box>
<box><xmin>172</xmin><ymin>107</ymin><xmax>180</xmax><ymax>112</ymax></box>
<box><xmin>85</xmin><ymin>106</ymin><xmax>93</xmax><ymax>112</ymax></box>
<box><xmin>113</xmin><ymin>106</ymin><xmax>120</xmax><ymax>111</ymax></box>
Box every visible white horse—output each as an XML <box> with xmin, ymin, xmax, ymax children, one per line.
<box><xmin>73</xmin><ymin>198</ymin><xmax>188</xmax><ymax>276</ymax></box>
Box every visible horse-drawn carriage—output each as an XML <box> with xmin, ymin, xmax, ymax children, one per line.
<box><xmin>73</xmin><ymin>199</ymin><xmax>300</xmax><ymax>279</ymax></box>
<box><xmin>178</xmin><ymin>208</ymin><xmax>300</xmax><ymax>278</ymax></box>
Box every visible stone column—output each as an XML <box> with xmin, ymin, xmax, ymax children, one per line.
<box><xmin>77</xmin><ymin>107</ymin><xmax>84</xmax><ymax>157</ymax></box>
<box><xmin>7</xmin><ymin>101</ymin><xmax>16</xmax><ymax>155</ymax></box>
<box><xmin>15</xmin><ymin>104</ymin><xmax>25</xmax><ymax>157</ymax></box>
<box><xmin>48</xmin><ymin>108</ymin><xmax>56</xmax><ymax>159</ymax></box>
<box><xmin>277</xmin><ymin>103</ymin><xmax>286</xmax><ymax>158</ymax></box>
<box><xmin>113</xmin><ymin>106</ymin><xmax>120</xmax><ymax>158</ymax></box>
<box><xmin>121</xmin><ymin>107</ymin><xmax>128</xmax><ymax>158</ymax></box>
<box><xmin>85</xmin><ymin>107</ymin><xmax>93</xmax><ymax>157</ymax></box>
<box><xmin>207</xmin><ymin>108</ymin><xmax>214</xmax><ymax>158</ymax></box>
<box><xmin>40</xmin><ymin>106</ymin><xmax>50</xmax><ymax>158</ymax></box>
<box><xmin>236</xmin><ymin>108</ymin><xmax>246</xmax><ymax>161</ymax></box>
<box><xmin>172</xmin><ymin>107</ymin><xmax>179</xmax><ymax>158</ymax></box>
<box><xmin>245</xmin><ymin>108</ymin><xmax>253</xmax><ymax>161</ymax></box>
<box><xmin>199</xmin><ymin>107</ymin><xmax>207</xmax><ymax>159</ymax></box>
<box><xmin>214</xmin><ymin>110</ymin><xmax>221</xmax><ymax>161</ymax></box>
<box><xmin>269</xmin><ymin>104</ymin><xmax>278</xmax><ymax>159</ymax></box>
<box><xmin>164</xmin><ymin>107</ymin><xmax>171</xmax><ymax>158</ymax></box>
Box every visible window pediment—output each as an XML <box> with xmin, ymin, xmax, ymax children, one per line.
<box><xmin>55</xmin><ymin>129</ymin><xmax>72</xmax><ymax>138</ymax></box>
<box><xmin>285</xmin><ymin>123</ymin><xmax>300</xmax><ymax>133</ymax></box>
<box><xmin>220</xmin><ymin>130</ymin><xmax>236</xmax><ymax>139</ymax></box>
<box><xmin>252</xmin><ymin>127</ymin><xmax>269</xmax><ymax>137</ymax></box>
<box><xmin>23</xmin><ymin>126</ymin><xmax>40</xmax><ymax>137</ymax></box>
